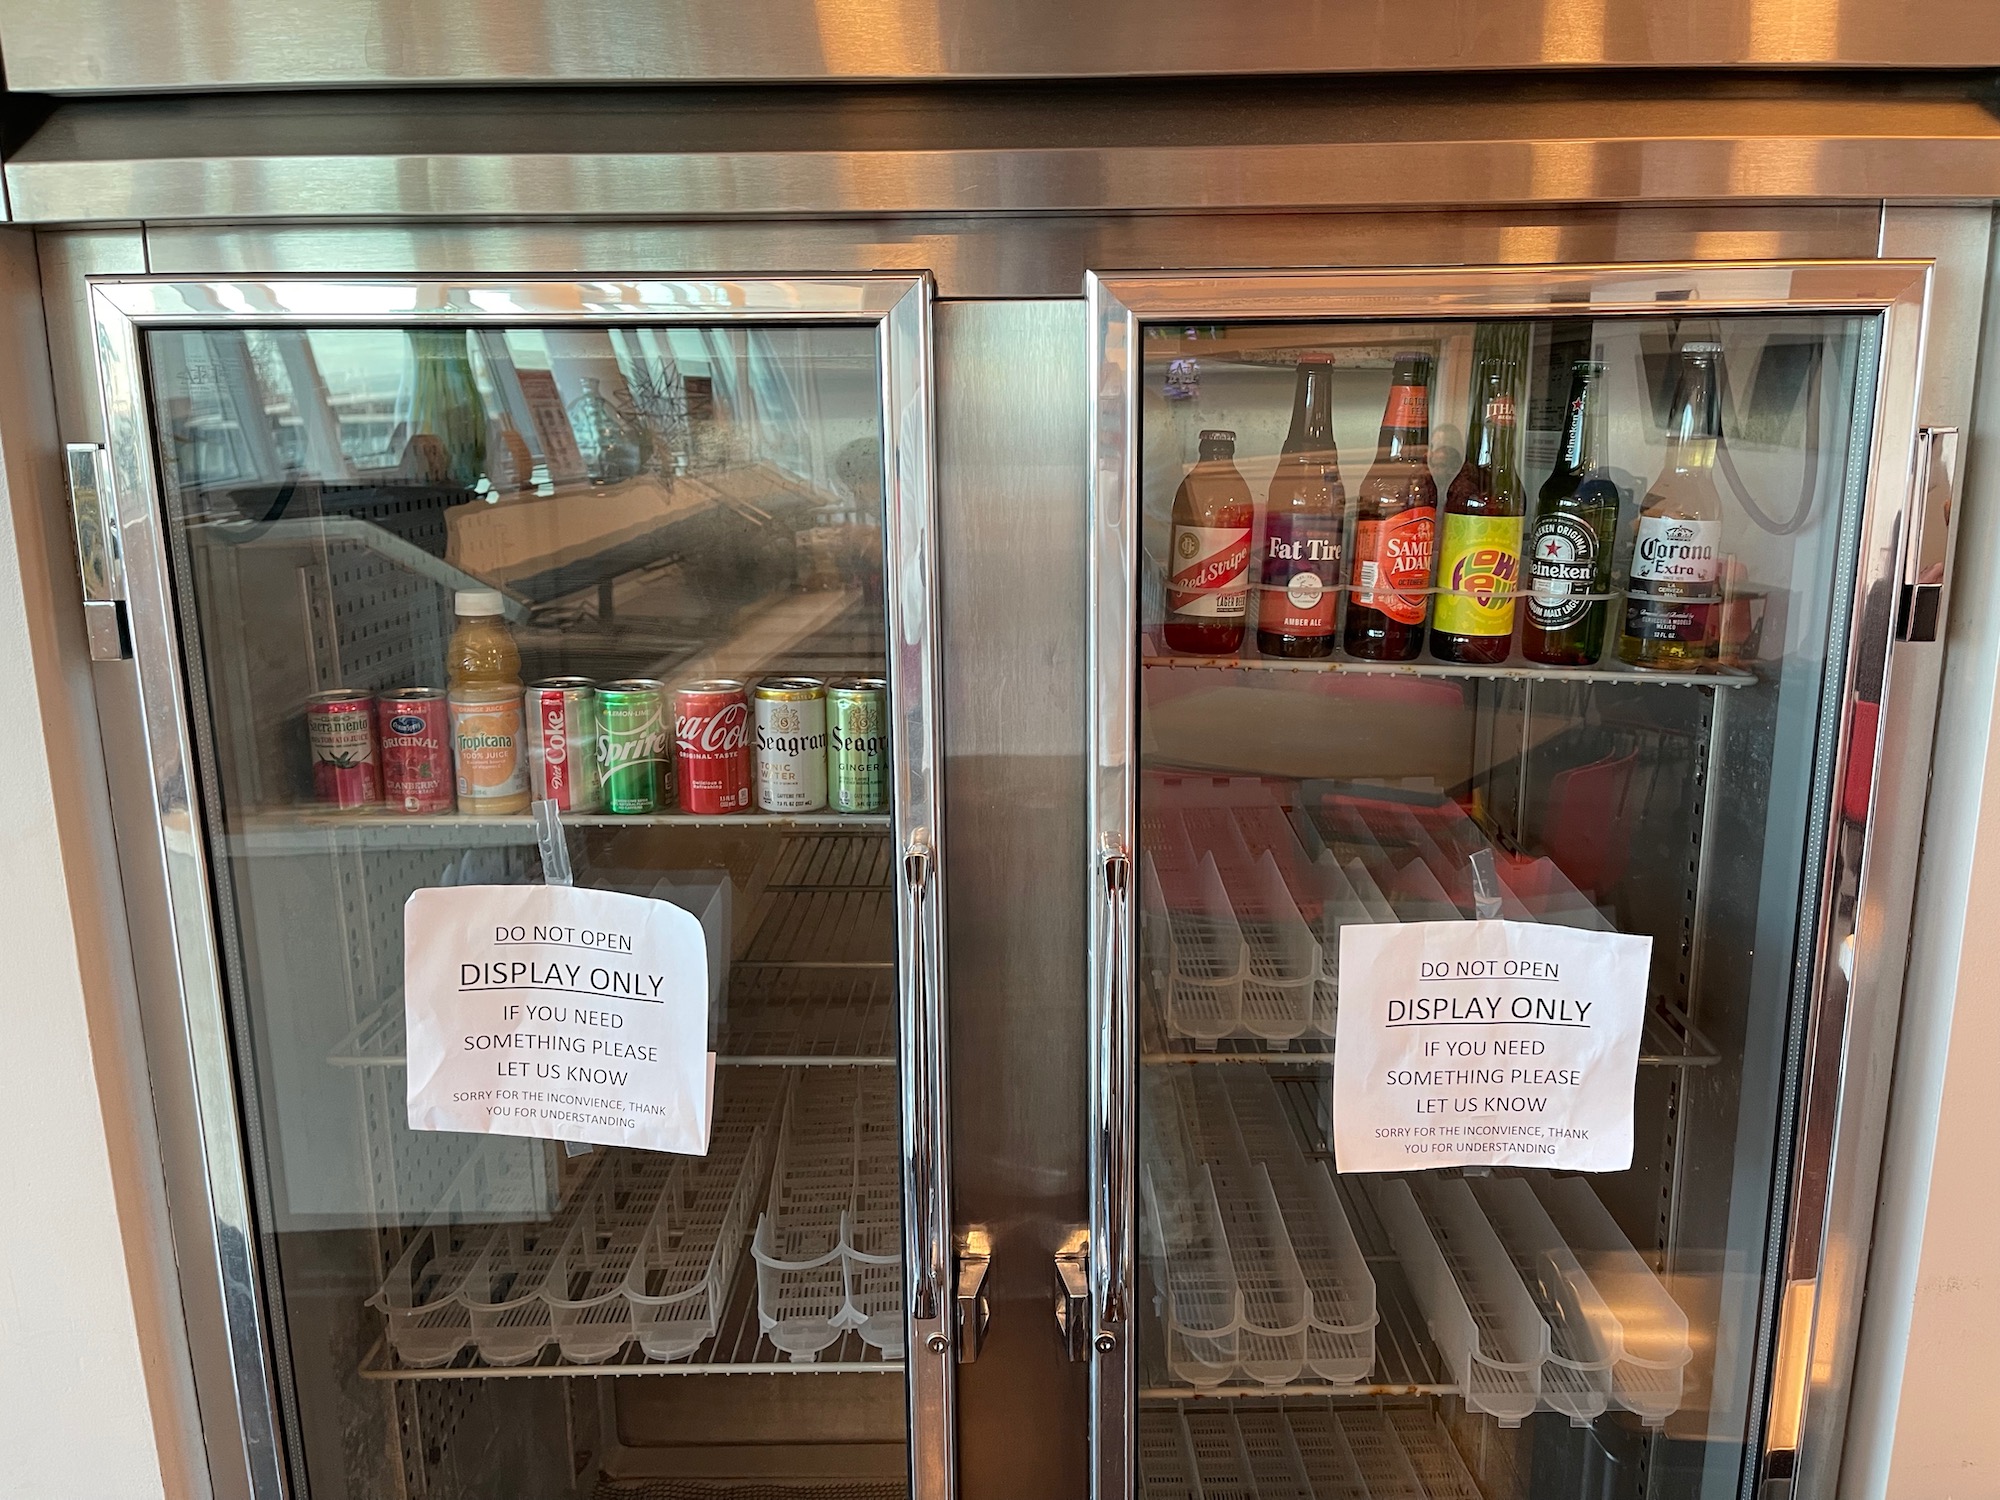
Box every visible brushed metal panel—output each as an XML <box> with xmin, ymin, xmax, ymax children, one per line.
<box><xmin>5</xmin><ymin>0</ymin><xmax>2000</xmax><ymax>91</ymax></box>
<box><xmin>935</xmin><ymin>298</ymin><xmax>1090</xmax><ymax>1500</ymax></box>
<box><xmin>138</xmin><ymin>206</ymin><xmax>1885</xmax><ymax>302</ymax></box>
<box><xmin>10</xmin><ymin>82</ymin><xmax>2000</xmax><ymax>223</ymax></box>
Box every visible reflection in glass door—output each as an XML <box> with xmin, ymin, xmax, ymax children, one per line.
<box><xmin>95</xmin><ymin>279</ymin><xmax>944</xmax><ymax>1500</ymax></box>
<box><xmin>1091</xmin><ymin>268</ymin><xmax>1928</xmax><ymax>1500</ymax></box>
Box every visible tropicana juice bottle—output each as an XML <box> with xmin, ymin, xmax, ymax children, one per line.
<box><xmin>446</xmin><ymin>589</ymin><xmax>531</xmax><ymax>815</ymax></box>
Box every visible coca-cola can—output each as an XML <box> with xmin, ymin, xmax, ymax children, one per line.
<box><xmin>528</xmin><ymin>678</ymin><xmax>603</xmax><ymax>813</ymax></box>
<box><xmin>675</xmin><ymin>681</ymin><xmax>753</xmax><ymax>814</ymax></box>
<box><xmin>754</xmin><ymin>678</ymin><xmax>829</xmax><ymax>813</ymax></box>
<box><xmin>375</xmin><ymin>688</ymin><xmax>453</xmax><ymax>814</ymax></box>
<box><xmin>306</xmin><ymin>689</ymin><xmax>381</xmax><ymax>808</ymax></box>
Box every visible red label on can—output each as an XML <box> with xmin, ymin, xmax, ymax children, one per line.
<box><xmin>675</xmin><ymin>685</ymin><xmax>753</xmax><ymax>815</ymax></box>
<box><xmin>308</xmin><ymin>695</ymin><xmax>381</xmax><ymax>809</ymax></box>
<box><xmin>376</xmin><ymin>694</ymin><xmax>452</xmax><ymax>814</ymax></box>
<box><xmin>535</xmin><ymin>689</ymin><xmax>574</xmax><ymax>808</ymax></box>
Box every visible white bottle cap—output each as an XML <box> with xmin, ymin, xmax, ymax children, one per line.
<box><xmin>455</xmin><ymin>588</ymin><xmax>506</xmax><ymax>617</ymax></box>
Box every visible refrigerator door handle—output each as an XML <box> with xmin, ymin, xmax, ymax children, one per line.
<box><xmin>1053</xmin><ymin>1249</ymin><xmax>1092</xmax><ymax>1361</ymax></box>
<box><xmin>904</xmin><ymin>829</ymin><xmax>950</xmax><ymax>1333</ymax></box>
<box><xmin>1096</xmin><ymin>837</ymin><xmax>1132</xmax><ymax>1345</ymax></box>
<box><xmin>1898</xmin><ymin>426</ymin><xmax>1960</xmax><ymax>641</ymax></box>
<box><xmin>64</xmin><ymin>442</ymin><xmax>130</xmax><ymax>661</ymax></box>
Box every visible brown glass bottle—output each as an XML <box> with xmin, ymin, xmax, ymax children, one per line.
<box><xmin>1256</xmin><ymin>360</ymin><xmax>1346</xmax><ymax>659</ymax></box>
<box><xmin>1161</xmin><ymin>429</ymin><xmax>1255</xmax><ymax>655</ymax></box>
<box><xmin>1344</xmin><ymin>352</ymin><xmax>1438</xmax><ymax>661</ymax></box>
<box><xmin>1430</xmin><ymin>357</ymin><xmax>1526</xmax><ymax>665</ymax></box>
<box><xmin>1522</xmin><ymin>360</ymin><xmax>1619</xmax><ymax>666</ymax></box>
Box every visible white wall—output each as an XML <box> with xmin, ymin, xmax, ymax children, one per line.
<box><xmin>0</xmin><ymin>229</ymin><xmax>191</xmax><ymax>1498</ymax></box>
<box><xmin>1847</xmin><ymin>211</ymin><xmax>2000</xmax><ymax>1496</ymax></box>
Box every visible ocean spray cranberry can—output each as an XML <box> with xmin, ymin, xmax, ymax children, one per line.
<box><xmin>375</xmin><ymin>689</ymin><xmax>452</xmax><ymax>813</ymax></box>
<box><xmin>754</xmin><ymin>678</ymin><xmax>829</xmax><ymax>813</ymax></box>
<box><xmin>528</xmin><ymin>678</ymin><xmax>603</xmax><ymax>813</ymax></box>
<box><xmin>675</xmin><ymin>681</ymin><xmax>752</xmax><ymax>814</ymax></box>
<box><xmin>306</xmin><ymin>689</ymin><xmax>382</xmax><ymax>808</ymax></box>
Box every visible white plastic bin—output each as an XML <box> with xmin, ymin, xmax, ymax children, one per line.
<box><xmin>1471</xmin><ymin>1175</ymin><xmax>1617</xmax><ymax>1425</ymax></box>
<box><xmin>1142</xmin><ymin>1161</ymin><xmax>1238</xmax><ymax>1386</ymax></box>
<box><xmin>1371</xmin><ymin>1175</ymin><xmax>1548</xmax><ymax>1426</ymax></box>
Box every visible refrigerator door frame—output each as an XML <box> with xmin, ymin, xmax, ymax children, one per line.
<box><xmin>83</xmin><ymin>272</ymin><xmax>953</xmax><ymax>1500</ymax></box>
<box><xmin>1086</xmin><ymin>260</ymin><xmax>1933</xmax><ymax>1500</ymax></box>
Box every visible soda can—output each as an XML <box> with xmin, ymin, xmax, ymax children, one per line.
<box><xmin>828</xmin><ymin>680</ymin><xmax>889</xmax><ymax>814</ymax></box>
<box><xmin>375</xmin><ymin>688</ymin><xmax>452</xmax><ymax>814</ymax></box>
<box><xmin>599</xmin><ymin>679</ymin><xmax>671</xmax><ymax>815</ymax></box>
<box><xmin>306</xmin><ymin>689</ymin><xmax>381</xmax><ymax>808</ymax></box>
<box><xmin>528</xmin><ymin>678</ymin><xmax>604</xmax><ymax>813</ymax></box>
<box><xmin>675</xmin><ymin>681</ymin><xmax>753</xmax><ymax>815</ymax></box>
<box><xmin>754</xmin><ymin>678</ymin><xmax>829</xmax><ymax>813</ymax></box>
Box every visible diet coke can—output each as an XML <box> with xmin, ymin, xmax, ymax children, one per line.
<box><xmin>306</xmin><ymin>689</ymin><xmax>381</xmax><ymax>808</ymax></box>
<box><xmin>375</xmin><ymin>688</ymin><xmax>453</xmax><ymax>814</ymax></box>
<box><xmin>754</xmin><ymin>678</ymin><xmax>829</xmax><ymax>813</ymax></box>
<box><xmin>528</xmin><ymin>678</ymin><xmax>604</xmax><ymax>812</ymax></box>
<box><xmin>675</xmin><ymin>681</ymin><xmax>753</xmax><ymax>814</ymax></box>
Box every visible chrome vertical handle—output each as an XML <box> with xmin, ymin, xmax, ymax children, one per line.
<box><xmin>1899</xmin><ymin>426</ymin><xmax>1959</xmax><ymax>641</ymax></box>
<box><xmin>65</xmin><ymin>443</ymin><xmax>130</xmax><ymax>661</ymax></box>
<box><xmin>903</xmin><ymin>829</ymin><xmax>950</xmax><ymax>1338</ymax></box>
<box><xmin>1096</xmin><ymin>837</ymin><xmax>1132</xmax><ymax>1344</ymax></box>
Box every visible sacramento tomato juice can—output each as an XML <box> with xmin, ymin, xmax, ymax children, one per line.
<box><xmin>306</xmin><ymin>689</ymin><xmax>381</xmax><ymax>808</ymax></box>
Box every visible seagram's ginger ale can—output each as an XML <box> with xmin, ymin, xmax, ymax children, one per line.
<box><xmin>827</xmin><ymin>679</ymin><xmax>888</xmax><ymax>814</ymax></box>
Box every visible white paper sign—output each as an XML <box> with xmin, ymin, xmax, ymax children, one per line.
<box><xmin>404</xmin><ymin>884</ymin><xmax>715</xmax><ymax>1154</ymax></box>
<box><xmin>1333</xmin><ymin>918</ymin><xmax>1652</xmax><ymax>1173</ymax></box>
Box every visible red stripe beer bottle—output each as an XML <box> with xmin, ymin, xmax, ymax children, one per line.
<box><xmin>1162</xmin><ymin>429</ymin><xmax>1253</xmax><ymax>656</ymax></box>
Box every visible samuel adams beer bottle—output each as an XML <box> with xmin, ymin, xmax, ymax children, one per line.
<box><xmin>1430</xmin><ymin>358</ymin><xmax>1526</xmax><ymax>665</ymax></box>
<box><xmin>1345</xmin><ymin>352</ymin><xmax>1438</xmax><ymax>661</ymax></box>
<box><xmin>1522</xmin><ymin>361</ymin><xmax>1619</xmax><ymax>665</ymax></box>
<box><xmin>1162</xmin><ymin>429</ymin><xmax>1254</xmax><ymax>655</ymax></box>
<box><xmin>1257</xmin><ymin>359</ymin><xmax>1346</xmax><ymax>659</ymax></box>
<box><xmin>1620</xmin><ymin>342</ymin><xmax>1725</xmax><ymax>670</ymax></box>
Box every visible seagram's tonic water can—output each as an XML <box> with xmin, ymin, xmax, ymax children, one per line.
<box><xmin>753</xmin><ymin>678</ymin><xmax>828</xmax><ymax>812</ymax></box>
<box><xmin>827</xmin><ymin>680</ymin><xmax>888</xmax><ymax>814</ymax></box>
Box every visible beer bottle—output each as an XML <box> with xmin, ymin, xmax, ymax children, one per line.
<box><xmin>1522</xmin><ymin>361</ymin><xmax>1619</xmax><ymax>666</ymax></box>
<box><xmin>1430</xmin><ymin>356</ymin><xmax>1526</xmax><ymax>665</ymax></box>
<box><xmin>1256</xmin><ymin>359</ymin><xmax>1346</xmax><ymax>659</ymax></box>
<box><xmin>1162</xmin><ymin>428</ymin><xmax>1254</xmax><ymax>655</ymax></box>
<box><xmin>1344</xmin><ymin>352</ymin><xmax>1438</xmax><ymax>661</ymax></box>
<box><xmin>1620</xmin><ymin>341</ymin><xmax>1725</xmax><ymax>670</ymax></box>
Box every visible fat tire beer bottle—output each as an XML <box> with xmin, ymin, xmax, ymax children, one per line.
<box><xmin>1523</xmin><ymin>360</ymin><xmax>1619</xmax><ymax>666</ymax></box>
<box><xmin>1620</xmin><ymin>341</ymin><xmax>1725</xmax><ymax>670</ymax></box>
<box><xmin>1431</xmin><ymin>356</ymin><xmax>1526</xmax><ymax>665</ymax></box>
<box><xmin>1344</xmin><ymin>353</ymin><xmax>1438</xmax><ymax>661</ymax></box>
<box><xmin>1161</xmin><ymin>429</ymin><xmax>1254</xmax><ymax>655</ymax></box>
<box><xmin>1257</xmin><ymin>359</ymin><xmax>1346</xmax><ymax>659</ymax></box>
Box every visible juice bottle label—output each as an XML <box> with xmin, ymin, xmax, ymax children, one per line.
<box><xmin>1258</xmin><ymin>515</ymin><xmax>1341</xmax><ymax>636</ymax></box>
<box><xmin>1167</xmin><ymin>524</ymin><xmax>1251</xmax><ymax>618</ymax></box>
<box><xmin>1351</xmin><ymin>508</ymin><xmax>1435</xmax><ymax>626</ymax></box>
<box><xmin>1432</xmin><ymin>513</ymin><xmax>1523</xmax><ymax>638</ymax></box>
<box><xmin>450</xmin><ymin>691</ymin><xmax>528</xmax><ymax>805</ymax></box>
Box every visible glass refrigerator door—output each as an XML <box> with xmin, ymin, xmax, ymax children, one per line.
<box><xmin>90</xmin><ymin>278</ymin><xmax>951</xmax><ymax>1500</ymax></box>
<box><xmin>1088</xmin><ymin>265</ymin><xmax>1930</xmax><ymax>1500</ymax></box>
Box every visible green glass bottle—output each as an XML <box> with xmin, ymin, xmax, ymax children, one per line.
<box><xmin>1522</xmin><ymin>361</ymin><xmax>1619</xmax><ymax>666</ymax></box>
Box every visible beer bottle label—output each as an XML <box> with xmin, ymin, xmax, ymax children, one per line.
<box><xmin>1526</xmin><ymin>512</ymin><xmax>1601</xmax><ymax>630</ymax></box>
<box><xmin>1383</xmin><ymin>383</ymin><xmax>1429</xmax><ymax>431</ymax></box>
<box><xmin>1432</xmin><ymin>513</ymin><xmax>1524</xmax><ymax>639</ymax></box>
<box><xmin>1351</xmin><ymin>508</ymin><xmax>1436</xmax><ymax>626</ymax></box>
<box><xmin>1166</xmin><ymin>524</ymin><xmax>1251</xmax><ymax>619</ymax></box>
<box><xmin>1258</xmin><ymin>515</ymin><xmax>1342</xmax><ymax>636</ymax></box>
<box><xmin>1625</xmin><ymin>515</ymin><xmax>1722</xmax><ymax>642</ymax></box>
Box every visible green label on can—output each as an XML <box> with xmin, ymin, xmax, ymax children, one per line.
<box><xmin>599</xmin><ymin>687</ymin><xmax>668</xmax><ymax>814</ymax></box>
<box><xmin>829</xmin><ymin>688</ymin><xmax>887</xmax><ymax>814</ymax></box>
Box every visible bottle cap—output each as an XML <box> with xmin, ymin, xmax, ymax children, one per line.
<box><xmin>455</xmin><ymin>588</ymin><xmax>507</xmax><ymax>617</ymax></box>
<box><xmin>1197</xmin><ymin>429</ymin><xmax>1237</xmax><ymax>449</ymax></box>
<box><xmin>1682</xmin><ymin>340</ymin><xmax>1723</xmax><ymax>354</ymax></box>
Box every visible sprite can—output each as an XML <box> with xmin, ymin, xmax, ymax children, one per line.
<box><xmin>597</xmin><ymin>679</ymin><xmax>670</xmax><ymax>814</ymax></box>
<box><xmin>828</xmin><ymin>679</ymin><xmax>888</xmax><ymax>814</ymax></box>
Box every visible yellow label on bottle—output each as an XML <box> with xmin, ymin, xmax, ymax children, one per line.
<box><xmin>1432</xmin><ymin>513</ymin><xmax>1525</xmax><ymax>638</ymax></box>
